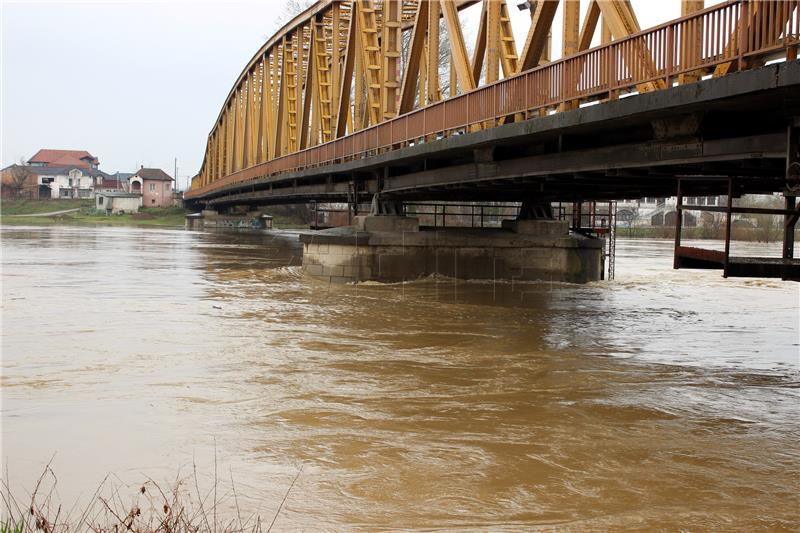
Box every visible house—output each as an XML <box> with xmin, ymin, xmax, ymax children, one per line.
<box><xmin>28</xmin><ymin>149</ymin><xmax>99</xmax><ymax>170</ymax></box>
<box><xmin>129</xmin><ymin>167</ymin><xmax>174</xmax><ymax>208</ymax></box>
<box><xmin>95</xmin><ymin>191</ymin><xmax>141</xmax><ymax>214</ymax></box>
<box><xmin>36</xmin><ymin>166</ymin><xmax>111</xmax><ymax>199</ymax></box>
<box><xmin>97</xmin><ymin>172</ymin><xmax>133</xmax><ymax>193</ymax></box>
<box><xmin>1</xmin><ymin>148</ymin><xmax>108</xmax><ymax>199</ymax></box>
<box><xmin>1</xmin><ymin>163</ymin><xmax>110</xmax><ymax>199</ymax></box>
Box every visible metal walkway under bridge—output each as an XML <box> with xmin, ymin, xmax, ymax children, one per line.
<box><xmin>185</xmin><ymin>0</ymin><xmax>800</xmax><ymax>279</ymax></box>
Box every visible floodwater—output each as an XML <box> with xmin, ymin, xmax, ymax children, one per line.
<box><xmin>1</xmin><ymin>225</ymin><xmax>798</xmax><ymax>531</ymax></box>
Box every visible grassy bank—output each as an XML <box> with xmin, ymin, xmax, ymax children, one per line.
<box><xmin>0</xmin><ymin>198</ymin><xmax>93</xmax><ymax>215</ymax></box>
<box><xmin>1</xmin><ymin>199</ymin><xmax>187</xmax><ymax>227</ymax></box>
<box><xmin>617</xmin><ymin>224</ymin><xmax>796</xmax><ymax>242</ymax></box>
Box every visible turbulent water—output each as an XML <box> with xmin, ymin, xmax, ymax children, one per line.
<box><xmin>2</xmin><ymin>225</ymin><xmax>798</xmax><ymax>531</ymax></box>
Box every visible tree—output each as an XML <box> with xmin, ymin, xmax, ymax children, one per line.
<box><xmin>737</xmin><ymin>194</ymin><xmax>783</xmax><ymax>242</ymax></box>
<box><xmin>275</xmin><ymin>0</ymin><xmax>315</xmax><ymax>30</ymax></box>
<box><xmin>699</xmin><ymin>210</ymin><xmax>723</xmax><ymax>239</ymax></box>
<box><xmin>4</xmin><ymin>159</ymin><xmax>34</xmax><ymax>199</ymax></box>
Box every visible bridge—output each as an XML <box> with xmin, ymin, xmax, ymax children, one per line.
<box><xmin>185</xmin><ymin>0</ymin><xmax>800</xmax><ymax>282</ymax></box>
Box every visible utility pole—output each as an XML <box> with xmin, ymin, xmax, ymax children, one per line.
<box><xmin>174</xmin><ymin>157</ymin><xmax>178</xmax><ymax>192</ymax></box>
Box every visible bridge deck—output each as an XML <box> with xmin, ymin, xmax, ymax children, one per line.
<box><xmin>187</xmin><ymin>0</ymin><xmax>800</xmax><ymax>208</ymax></box>
<box><xmin>186</xmin><ymin>60</ymin><xmax>800</xmax><ymax>209</ymax></box>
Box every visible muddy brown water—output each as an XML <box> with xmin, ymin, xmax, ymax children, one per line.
<box><xmin>1</xmin><ymin>225</ymin><xmax>798</xmax><ymax>531</ymax></box>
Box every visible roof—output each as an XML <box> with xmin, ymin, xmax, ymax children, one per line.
<box><xmin>99</xmin><ymin>178</ymin><xmax>125</xmax><ymax>188</ymax></box>
<box><xmin>28</xmin><ymin>166</ymin><xmax>111</xmax><ymax>179</ymax></box>
<box><xmin>28</xmin><ymin>149</ymin><xmax>98</xmax><ymax>168</ymax></box>
<box><xmin>133</xmin><ymin>168</ymin><xmax>174</xmax><ymax>181</ymax></box>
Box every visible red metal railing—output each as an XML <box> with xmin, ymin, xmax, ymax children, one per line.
<box><xmin>187</xmin><ymin>0</ymin><xmax>799</xmax><ymax>200</ymax></box>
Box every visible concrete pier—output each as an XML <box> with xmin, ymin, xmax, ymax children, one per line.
<box><xmin>186</xmin><ymin>210</ymin><xmax>273</xmax><ymax>231</ymax></box>
<box><xmin>300</xmin><ymin>216</ymin><xmax>604</xmax><ymax>284</ymax></box>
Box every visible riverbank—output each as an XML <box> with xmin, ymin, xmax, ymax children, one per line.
<box><xmin>1</xmin><ymin>198</ymin><xmax>91</xmax><ymax>215</ymax></box>
<box><xmin>2</xmin><ymin>463</ymin><xmax>279</xmax><ymax>533</ymax></box>
<box><xmin>0</xmin><ymin>199</ymin><xmax>311</xmax><ymax>229</ymax></box>
<box><xmin>1</xmin><ymin>199</ymin><xmax>186</xmax><ymax>227</ymax></box>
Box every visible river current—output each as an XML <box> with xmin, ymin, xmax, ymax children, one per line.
<box><xmin>1</xmin><ymin>225</ymin><xmax>798</xmax><ymax>531</ymax></box>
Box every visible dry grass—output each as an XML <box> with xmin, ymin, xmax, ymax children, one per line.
<box><xmin>1</xmin><ymin>458</ymin><xmax>301</xmax><ymax>533</ymax></box>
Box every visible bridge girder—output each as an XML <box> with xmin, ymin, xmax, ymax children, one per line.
<box><xmin>188</xmin><ymin>0</ymin><xmax>800</xmax><ymax>206</ymax></box>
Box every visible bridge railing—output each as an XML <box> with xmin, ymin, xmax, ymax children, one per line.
<box><xmin>187</xmin><ymin>0</ymin><xmax>799</xmax><ymax>200</ymax></box>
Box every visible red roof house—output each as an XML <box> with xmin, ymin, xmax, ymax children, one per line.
<box><xmin>28</xmin><ymin>149</ymin><xmax>99</xmax><ymax>169</ymax></box>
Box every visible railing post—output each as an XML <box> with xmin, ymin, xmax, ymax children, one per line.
<box><xmin>608</xmin><ymin>44</ymin><xmax>618</xmax><ymax>100</ymax></box>
<box><xmin>464</xmin><ymin>93</ymin><xmax>472</xmax><ymax>133</ymax></box>
<box><xmin>738</xmin><ymin>0</ymin><xmax>748</xmax><ymax>72</ymax></box>
<box><xmin>666</xmin><ymin>24</ymin><xmax>674</xmax><ymax>88</ymax></box>
<box><xmin>524</xmin><ymin>72</ymin><xmax>529</xmax><ymax>118</ymax></box>
<box><xmin>491</xmin><ymin>83</ymin><xmax>499</xmax><ymax>127</ymax></box>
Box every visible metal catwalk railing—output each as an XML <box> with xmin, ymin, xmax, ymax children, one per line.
<box><xmin>187</xmin><ymin>0</ymin><xmax>800</xmax><ymax>200</ymax></box>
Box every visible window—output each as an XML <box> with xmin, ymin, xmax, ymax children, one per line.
<box><xmin>149</xmin><ymin>183</ymin><xmax>156</xmax><ymax>192</ymax></box>
<box><xmin>98</xmin><ymin>197</ymin><xmax>104</xmax><ymax>205</ymax></box>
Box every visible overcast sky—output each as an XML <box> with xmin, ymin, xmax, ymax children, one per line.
<box><xmin>2</xmin><ymin>0</ymin><xmax>707</xmax><ymax>190</ymax></box>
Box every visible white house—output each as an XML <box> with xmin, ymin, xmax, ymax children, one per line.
<box><xmin>34</xmin><ymin>166</ymin><xmax>111</xmax><ymax>199</ymax></box>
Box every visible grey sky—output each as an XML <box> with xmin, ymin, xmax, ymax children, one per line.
<box><xmin>2</xmin><ymin>0</ymin><xmax>703</xmax><ymax>190</ymax></box>
<box><xmin>2</xmin><ymin>0</ymin><xmax>289</xmax><ymax>189</ymax></box>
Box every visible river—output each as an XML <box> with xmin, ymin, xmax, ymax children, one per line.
<box><xmin>1</xmin><ymin>225</ymin><xmax>798</xmax><ymax>531</ymax></box>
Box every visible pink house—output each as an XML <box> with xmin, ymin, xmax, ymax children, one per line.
<box><xmin>129</xmin><ymin>167</ymin><xmax>174</xmax><ymax>208</ymax></box>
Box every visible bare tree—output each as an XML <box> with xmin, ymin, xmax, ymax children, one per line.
<box><xmin>5</xmin><ymin>159</ymin><xmax>34</xmax><ymax>199</ymax></box>
<box><xmin>738</xmin><ymin>194</ymin><xmax>783</xmax><ymax>242</ymax></box>
<box><xmin>275</xmin><ymin>0</ymin><xmax>315</xmax><ymax>30</ymax></box>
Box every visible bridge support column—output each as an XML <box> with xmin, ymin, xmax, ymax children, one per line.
<box><xmin>299</xmin><ymin>198</ymin><xmax>604</xmax><ymax>284</ymax></box>
<box><xmin>784</xmin><ymin>121</ymin><xmax>800</xmax><ymax>265</ymax></box>
<box><xmin>184</xmin><ymin>208</ymin><xmax>272</xmax><ymax>230</ymax></box>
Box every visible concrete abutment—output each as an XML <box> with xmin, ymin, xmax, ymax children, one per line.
<box><xmin>299</xmin><ymin>215</ymin><xmax>604</xmax><ymax>284</ymax></box>
<box><xmin>185</xmin><ymin>209</ymin><xmax>273</xmax><ymax>230</ymax></box>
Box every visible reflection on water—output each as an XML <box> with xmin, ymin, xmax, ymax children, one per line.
<box><xmin>2</xmin><ymin>226</ymin><xmax>798</xmax><ymax>531</ymax></box>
